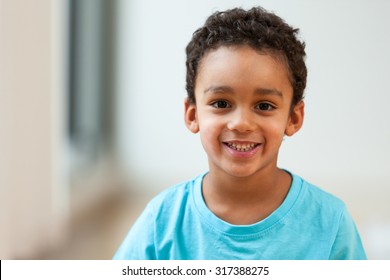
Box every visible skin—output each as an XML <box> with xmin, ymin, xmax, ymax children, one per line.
<box><xmin>184</xmin><ymin>45</ymin><xmax>304</xmax><ymax>225</ymax></box>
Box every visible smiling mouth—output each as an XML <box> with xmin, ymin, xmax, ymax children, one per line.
<box><xmin>224</xmin><ymin>142</ymin><xmax>261</xmax><ymax>152</ymax></box>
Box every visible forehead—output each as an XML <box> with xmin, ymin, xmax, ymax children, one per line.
<box><xmin>195</xmin><ymin>45</ymin><xmax>293</xmax><ymax>97</ymax></box>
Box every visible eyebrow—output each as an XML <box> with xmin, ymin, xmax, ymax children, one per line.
<box><xmin>255</xmin><ymin>88</ymin><xmax>284</xmax><ymax>99</ymax></box>
<box><xmin>204</xmin><ymin>85</ymin><xmax>284</xmax><ymax>99</ymax></box>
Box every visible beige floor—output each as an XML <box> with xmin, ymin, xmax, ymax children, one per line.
<box><xmin>36</xmin><ymin>192</ymin><xmax>151</xmax><ymax>260</ymax></box>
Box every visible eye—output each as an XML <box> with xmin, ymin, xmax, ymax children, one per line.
<box><xmin>211</xmin><ymin>100</ymin><xmax>230</xmax><ymax>109</ymax></box>
<box><xmin>256</xmin><ymin>102</ymin><xmax>275</xmax><ymax>111</ymax></box>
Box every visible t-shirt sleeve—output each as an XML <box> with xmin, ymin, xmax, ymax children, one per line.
<box><xmin>329</xmin><ymin>208</ymin><xmax>367</xmax><ymax>260</ymax></box>
<box><xmin>112</xmin><ymin>204</ymin><xmax>156</xmax><ymax>260</ymax></box>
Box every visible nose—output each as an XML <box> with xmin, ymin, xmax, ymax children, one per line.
<box><xmin>227</xmin><ymin>109</ymin><xmax>256</xmax><ymax>132</ymax></box>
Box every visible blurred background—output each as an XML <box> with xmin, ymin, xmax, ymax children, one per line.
<box><xmin>1</xmin><ymin>0</ymin><xmax>389</xmax><ymax>259</ymax></box>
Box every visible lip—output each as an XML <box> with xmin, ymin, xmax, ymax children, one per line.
<box><xmin>222</xmin><ymin>140</ymin><xmax>262</xmax><ymax>158</ymax></box>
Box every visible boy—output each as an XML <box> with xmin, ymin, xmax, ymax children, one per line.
<box><xmin>114</xmin><ymin>7</ymin><xmax>366</xmax><ymax>259</ymax></box>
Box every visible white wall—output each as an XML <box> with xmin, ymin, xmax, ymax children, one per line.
<box><xmin>116</xmin><ymin>0</ymin><xmax>390</xmax><ymax>258</ymax></box>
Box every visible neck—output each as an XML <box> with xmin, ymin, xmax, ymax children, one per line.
<box><xmin>202</xmin><ymin>166</ymin><xmax>292</xmax><ymax>224</ymax></box>
<box><xmin>205</xmin><ymin>166</ymin><xmax>287</xmax><ymax>201</ymax></box>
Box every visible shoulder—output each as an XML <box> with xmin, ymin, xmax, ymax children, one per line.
<box><xmin>113</xmin><ymin>173</ymin><xmax>206</xmax><ymax>260</ymax></box>
<box><xmin>294</xmin><ymin>174</ymin><xmax>346</xmax><ymax>210</ymax></box>
<box><xmin>146</xmin><ymin>173</ymin><xmax>205</xmax><ymax>218</ymax></box>
<box><xmin>289</xmin><ymin>173</ymin><xmax>367</xmax><ymax>259</ymax></box>
<box><xmin>290</xmin><ymin>173</ymin><xmax>347</xmax><ymax>225</ymax></box>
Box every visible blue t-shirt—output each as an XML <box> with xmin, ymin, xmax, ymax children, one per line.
<box><xmin>113</xmin><ymin>172</ymin><xmax>366</xmax><ymax>260</ymax></box>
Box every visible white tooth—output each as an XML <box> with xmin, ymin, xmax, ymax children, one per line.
<box><xmin>227</xmin><ymin>142</ymin><xmax>258</xmax><ymax>151</ymax></box>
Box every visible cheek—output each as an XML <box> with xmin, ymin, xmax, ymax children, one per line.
<box><xmin>198</xmin><ymin>117</ymin><xmax>224</xmax><ymax>147</ymax></box>
<box><xmin>264</xmin><ymin>118</ymin><xmax>289</xmax><ymax>140</ymax></box>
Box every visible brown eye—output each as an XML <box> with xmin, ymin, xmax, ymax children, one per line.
<box><xmin>212</xmin><ymin>100</ymin><xmax>230</xmax><ymax>108</ymax></box>
<box><xmin>256</xmin><ymin>103</ymin><xmax>274</xmax><ymax>111</ymax></box>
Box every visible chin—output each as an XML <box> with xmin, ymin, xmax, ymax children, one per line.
<box><xmin>223</xmin><ymin>167</ymin><xmax>260</xmax><ymax>179</ymax></box>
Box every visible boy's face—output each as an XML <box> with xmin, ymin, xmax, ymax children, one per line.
<box><xmin>185</xmin><ymin>45</ymin><xmax>304</xmax><ymax>178</ymax></box>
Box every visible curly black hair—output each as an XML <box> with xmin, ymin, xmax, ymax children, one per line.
<box><xmin>185</xmin><ymin>7</ymin><xmax>307</xmax><ymax>108</ymax></box>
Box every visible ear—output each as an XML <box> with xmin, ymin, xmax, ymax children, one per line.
<box><xmin>184</xmin><ymin>98</ymin><xmax>199</xmax><ymax>133</ymax></box>
<box><xmin>285</xmin><ymin>101</ymin><xmax>305</xmax><ymax>136</ymax></box>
